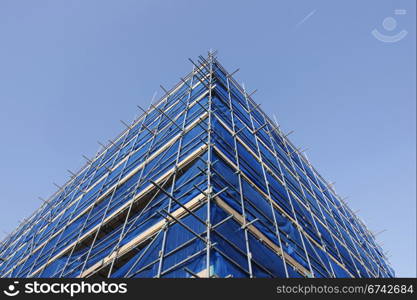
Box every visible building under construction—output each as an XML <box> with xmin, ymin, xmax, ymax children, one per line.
<box><xmin>0</xmin><ymin>53</ymin><xmax>394</xmax><ymax>278</ymax></box>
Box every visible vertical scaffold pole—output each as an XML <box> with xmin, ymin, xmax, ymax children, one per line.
<box><xmin>205</xmin><ymin>50</ymin><xmax>215</xmax><ymax>277</ymax></box>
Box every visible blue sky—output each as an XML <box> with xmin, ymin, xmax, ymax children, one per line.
<box><xmin>0</xmin><ymin>0</ymin><xmax>415</xmax><ymax>277</ymax></box>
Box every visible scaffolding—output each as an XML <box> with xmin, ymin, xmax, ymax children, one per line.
<box><xmin>0</xmin><ymin>52</ymin><xmax>394</xmax><ymax>278</ymax></box>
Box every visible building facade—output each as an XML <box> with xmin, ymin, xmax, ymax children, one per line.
<box><xmin>0</xmin><ymin>53</ymin><xmax>394</xmax><ymax>278</ymax></box>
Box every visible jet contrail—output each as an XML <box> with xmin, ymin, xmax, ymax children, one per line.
<box><xmin>295</xmin><ymin>9</ymin><xmax>317</xmax><ymax>29</ymax></box>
